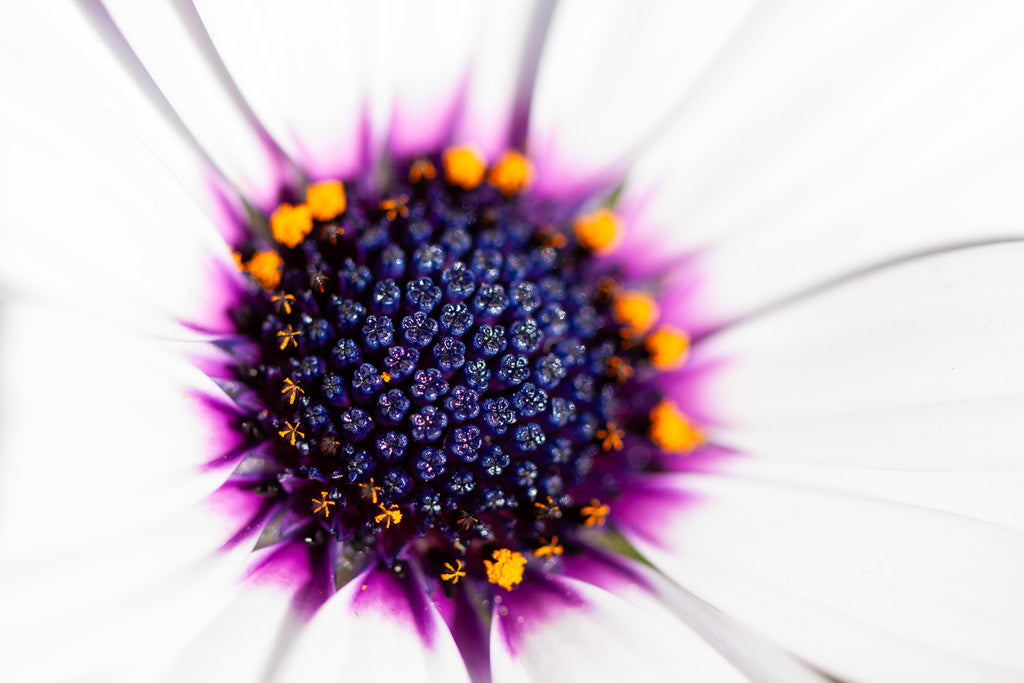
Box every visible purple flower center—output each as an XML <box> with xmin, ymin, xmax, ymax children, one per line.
<box><xmin>226</xmin><ymin>152</ymin><xmax>697</xmax><ymax>592</ymax></box>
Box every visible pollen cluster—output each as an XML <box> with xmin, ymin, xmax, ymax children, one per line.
<box><xmin>228</xmin><ymin>147</ymin><xmax>703</xmax><ymax>593</ymax></box>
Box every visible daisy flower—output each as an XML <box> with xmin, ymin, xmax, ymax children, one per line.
<box><xmin>3</xmin><ymin>2</ymin><xmax>1024</xmax><ymax>682</ymax></box>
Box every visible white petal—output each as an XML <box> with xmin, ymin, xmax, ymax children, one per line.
<box><xmin>0</xmin><ymin>3</ymin><xmax>247</xmax><ymax>243</ymax></box>
<box><xmin>490</xmin><ymin>572</ymin><xmax>747</xmax><ymax>683</ymax></box>
<box><xmin>0</xmin><ymin>31</ymin><xmax>244</xmax><ymax>336</ymax></box>
<box><xmin>274</xmin><ymin>566</ymin><xmax>471</xmax><ymax>682</ymax></box>
<box><xmin>0</xmin><ymin>302</ymin><xmax>246</xmax><ymax>556</ymax></box>
<box><xmin>194</xmin><ymin>0</ymin><xmax>373</xmax><ymax>181</ymax></box>
<box><xmin>103</xmin><ymin>0</ymin><xmax>289</xmax><ymax>210</ymax></box>
<box><xmin>558</xmin><ymin>552</ymin><xmax>828</xmax><ymax>683</ymax></box>
<box><xmin>687</xmin><ymin>241</ymin><xmax>1024</xmax><ymax>471</ymax></box>
<box><xmin>369</xmin><ymin>0</ymin><xmax>487</xmax><ymax>159</ymax></box>
<box><xmin>162</xmin><ymin>551</ymin><xmax>304</xmax><ymax>683</ymax></box>
<box><xmin>617</xmin><ymin>1</ymin><xmax>1024</xmax><ymax>328</ymax></box>
<box><xmin>0</xmin><ymin>541</ymin><xmax>256</xmax><ymax>683</ymax></box>
<box><xmin>618</xmin><ymin>473</ymin><xmax>1024</xmax><ymax>683</ymax></box>
<box><xmin>452</xmin><ymin>1</ymin><xmax>554</xmax><ymax>160</ymax></box>
<box><xmin>528</xmin><ymin>0</ymin><xmax>758</xmax><ymax>198</ymax></box>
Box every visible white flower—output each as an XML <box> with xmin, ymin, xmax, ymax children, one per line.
<box><xmin>2</xmin><ymin>2</ymin><xmax>1024</xmax><ymax>682</ymax></box>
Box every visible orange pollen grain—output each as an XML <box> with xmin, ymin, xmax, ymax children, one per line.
<box><xmin>305</xmin><ymin>180</ymin><xmax>347</xmax><ymax>221</ymax></box>
<box><xmin>484</xmin><ymin>548</ymin><xmax>527</xmax><ymax>590</ymax></box>
<box><xmin>232</xmin><ymin>252</ymin><xmax>245</xmax><ymax>270</ymax></box>
<box><xmin>270</xmin><ymin>203</ymin><xmax>313</xmax><ymax>248</ymax></box>
<box><xmin>646</xmin><ymin>326</ymin><xmax>690</xmax><ymax>370</ymax></box>
<box><xmin>487</xmin><ymin>150</ymin><xmax>533</xmax><ymax>195</ymax></box>
<box><xmin>244</xmin><ymin>251</ymin><xmax>284</xmax><ymax>290</ymax></box>
<box><xmin>443</xmin><ymin>145</ymin><xmax>486</xmax><ymax>189</ymax></box>
<box><xmin>573</xmin><ymin>209</ymin><xmax>623</xmax><ymax>253</ymax></box>
<box><xmin>649</xmin><ymin>400</ymin><xmax>703</xmax><ymax>454</ymax></box>
<box><xmin>614</xmin><ymin>292</ymin><xmax>659</xmax><ymax>335</ymax></box>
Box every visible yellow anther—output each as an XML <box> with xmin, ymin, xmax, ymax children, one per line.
<box><xmin>270</xmin><ymin>203</ymin><xmax>313</xmax><ymax>248</ymax></box>
<box><xmin>581</xmin><ymin>499</ymin><xmax>610</xmax><ymax>528</ymax></box>
<box><xmin>573</xmin><ymin>208</ymin><xmax>623</xmax><ymax>254</ymax></box>
<box><xmin>277</xmin><ymin>325</ymin><xmax>300</xmax><ymax>350</ymax></box>
<box><xmin>484</xmin><ymin>548</ymin><xmax>527</xmax><ymax>591</ymax></box>
<box><xmin>244</xmin><ymin>251</ymin><xmax>284</xmax><ymax>290</ymax></box>
<box><xmin>380</xmin><ymin>372</ymin><xmax>392</xmax><ymax>383</ymax></box>
<box><xmin>645</xmin><ymin>326</ymin><xmax>690</xmax><ymax>370</ymax></box>
<box><xmin>232</xmin><ymin>252</ymin><xmax>245</xmax><ymax>270</ymax></box>
<box><xmin>534</xmin><ymin>536</ymin><xmax>563</xmax><ymax>559</ymax></box>
<box><xmin>278</xmin><ymin>420</ymin><xmax>304</xmax><ymax>446</ymax></box>
<box><xmin>380</xmin><ymin>195</ymin><xmax>409</xmax><ymax>221</ymax></box>
<box><xmin>359</xmin><ymin>478</ymin><xmax>382</xmax><ymax>504</ymax></box>
<box><xmin>311</xmin><ymin>491</ymin><xmax>335</xmax><ymax>518</ymax></box>
<box><xmin>614</xmin><ymin>291</ymin><xmax>659</xmax><ymax>335</ymax></box>
<box><xmin>606</xmin><ymin>356</ymin><xmax>634</xmax><ymax>384</ymax></box>
<box><xmin>306</xmin><ymin>180</ymin><xmax>347</xmax><ymax>221</ymax></box>
<box><xmin>281</xmin><ymin>378</ymin><xmax>304</xmax><ymax>405</ymax></box>
<box><xmin>272</xmin><ymin>293</ymin><xmax>295</xmax><ymax>315</ymax></box>
<box><xmin>534</xmin><ymin>496</ymin><xmax>562</xmax><ymax>519</ymax></box>
<box><xmin>441</xmin><ymin>559</ymin><xmax>466</xmax><ymax>585</ymax></box>
<box><xmin>649</xmin><ymin>400</ymin><xmax>703</xmax><ymax>454</ymax></box>
<box><xmin>409</xmin><ymin>159</ymin><xmax>437</xmax><ymax>183</ymax></box>
<box><xmin>375</xmin><ymin>503</ymin><xmax>402</xmax><ymax>529</ymax></box>
<box><xmin>596</xmin><ymin>422</ymin><xmax>625</xmax><ymax>452</ymax></box>
<box><xmin>443</xmin><ymin>145</ymin><xmax>486</xmax><ymax>189</ymax></box>
<box><xmin>487</xmin><ymin>150</ymin><xmax>533</xmax><ymax>196</ymax></box>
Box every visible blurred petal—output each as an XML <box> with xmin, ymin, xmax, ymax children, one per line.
<box><xmin>688</xmin><ymin>241</ymin><xmax>1024</xmax><ymax>471</ymax></box>
<box><xmin>0</xmin><ymin>3</ymin><xmax>246</xmax><ymax>242</ymax></box>
<box><xmin>617</xmin><ymin>1</ymin><xmax>1024</xmax><ymax>330</ymax></box>
<box><xmin>102</xmin><ymin>0</ymin><xmax>289</xmax><ymax>210</ymax></box>
<box><xmin>0</xmin><ymin>302</ymin><xmax>253</xmax><ymax>681</ymax></box>
<box><xmin>194</xmin><ymin>0</ymin><xmax>373</xmax><ymax>181</ymax></box>
<box><xmin>274</xmin><ymin>566</ymin><xmax>471</xmax><ymax>682</ymax></box>
<box><xmin>452</xmin><ymin>0</ymin><xmax>555</xmax><ymax>160</ymax></box>
<box><xmin>491</xmin><ymin>572</ymin><xmax>748</xmax><ymax>682</ymax></box>
<box><xmin>371</xmin><ymin>0</ymin><xmax>486</xmax><ymax>159</ymax></box>
<box><xmin>618</xmin><ymin>473</ymin><xmax>1024</xmax><ymax>683</ymax></box>
<box><xmin>559</xmin><ymin>552</ymin><xmax>829</xmax><ymax>683</ymax></box>
<box><xmin>529</xmin><ymin>0</ymin><xmax>757</xmax><ymax>198</ymax></box>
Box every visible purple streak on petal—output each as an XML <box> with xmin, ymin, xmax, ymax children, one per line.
<box><xmin>612</xmin><ymin>476</ymin><xmax>702</xmax><ymax>551</ymax></box>
<box><xmin>389</xmin><ymin>75</ymin><xmax>470</xmax><ymax>161</ymax></box>
<box><xmin>292</xmin><ymin>104</ymin><xmax>375</xmax><ymax>183</ymax></box>
<box><xmin>648</xmin><ymin>443</ymin><xmax>740</xmax><ymax>475</ymax></box>
<box><xmin>245</xmin><ymin>538</ymin><xmax>333</xmax><ymax>615</ymax></box>
<box><xmin>493</xmin><ymin>572</ymin><xmax>587</xmax><ymax>655</ymax></box>
<box><xmin>529</xmin><ymin>154</ymin><xmax>624</xmax><ymax>206</ymax></box>
<box><xmin>176</xmin><ymin>256</ymin><xmax>246</xmax><ymax>336</ymax></box>
<box><xmin>188</xmin><ymin>388</ymin><xmax>251</xmax><ymax>470</ymax></box>
<box><xmin>209</xmin><ymin>482</ymin><xmax>279</xmax><ymax>551</ymax></box>
<box><xmin>350</xmin><ymin>564</ymin><xmax>438</xmax><ymax>647</ymax></box>
<box><xmin>652</xmin><ymin>354</ymin><xmax>730</xmax><ymax>428</ymax></box>
<box><xmin>435</xmin><ymin>588</ymin><xmax>493</xmax><ymax>683</ymax></box>
<box><xmin>559</xmin><ymin>547</ymin><xmax>652</xmax><ymax>594</ymax></box>
<box><xmin>508</xmin><ymin>0</ymin><xmax>558</xmax><ymax>151</ymax></box>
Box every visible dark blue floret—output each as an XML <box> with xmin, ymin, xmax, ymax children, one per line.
<box><xmin>439</xmin><ymin>303</ymin><xmax>473</xmax><ymax>336</ymax></box>
<box><xmin>433</xmin><ymin>337</ymin><xmax>466</xmax><ymax>371</ymax></box>
<box><xmin>372</xmin><ymin>279</ymin><xmax>401</xmax><ymax>314</ymax></box>
<box><xmin>383</xmin><ymin>346</ymin><xmax>419</xmax><ymax>380</ymax></box>
<box><xmin>402</xmin><ymin>311</ymin><xmax>438</xmax><ymax>348</ymax></box>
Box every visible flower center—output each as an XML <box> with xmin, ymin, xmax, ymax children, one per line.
<box><xmin>228</xmin><ymin>146</ymin><xmax>699</xmax><ymax>593</ymax></box>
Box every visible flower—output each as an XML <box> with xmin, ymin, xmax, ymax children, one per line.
<box><xmin>3</xmin><ymin>2</ymin><xmax>1024</xmax><ymax>682</ymax></box>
